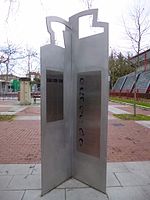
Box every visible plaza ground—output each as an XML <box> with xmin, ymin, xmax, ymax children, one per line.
<box><xmin>0</xmin><ymin>100</ymin><xmax>149</xmax><ymax>163</ymax></box>
<box><xmin>0</xmin><ymin>99</ymin><xmax>150</xmax><ymax>199</ymax></box>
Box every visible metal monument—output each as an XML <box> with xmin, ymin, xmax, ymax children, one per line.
<box><xmin>41</xmin><ymin>9</ymin><xmax>109</xmax><ymax>196</ymax></box>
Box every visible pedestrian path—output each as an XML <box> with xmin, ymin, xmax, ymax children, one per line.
<box><xmin>109</xmin><ymin>105</ymin><xmax>150</xmax><ymax>129</ymax></box>
<box><xmin>15</xmin><ymin>116</ymin><xmax>40</xmax><ymax>120</ymax></box>
<box><xmin>0</xmin><ymin>105</ymin><xmax>27</xmax><ymax>115</ymax></box>
<box><xmin>108</xmin><ymin>105</ymin><xmax>130</xmax><ymax>114</ymax></box>
<box><xmin>136</xmin><ymin>120</ymin><xmax>150</xmax><ymax>129</ymax></box>
<box><xmin>0</xmin><ymin>161</ymin><xmax>150</xmax><ymax>199</ymax></box>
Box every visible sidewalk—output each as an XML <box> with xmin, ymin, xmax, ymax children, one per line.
<box><xmin>0</xmin><ymin>102</ymin><xmax>41</xmax><ymax>164</ymax></box>
<box><xmin>0</xmin><ymin>161</ymin><xmax>150</xmax><ymax>199</ymax></box>
<box><xmin>0</xmin><ymin>100</ymin><xmax>150</xmax><ymax>199</ymax></box>
<box><xmin>0</xmin><ymin>100</ymin><xmax>150</xmax><ymax>163</ymax></box>
<box><xmin>108</xmin><ymin>102</ymin><xmax>150</xmax><ymax>161</ymax></box>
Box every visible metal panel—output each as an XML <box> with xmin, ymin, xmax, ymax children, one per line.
<box><xmin>41</xmin><ymin>44</ymin><xmax>71</xmax><ymax>196</ymax></box>
<box><xmin>46</xmin><ymin>70</ymin><xmax>63</xmax><ymax>122</ymax></box>
<box><xmin>41</xmin><ymin>9</ymin><xmax>108</xmax><ymax>196</ymax></box>
<box><xmin>70</xmin><ymin>10</ymin><xmax>108</xmax><ymax>193</ymax></box>
<box><xmin>77</xmin><ymin>71</ymin><xmax>101</xmax><ymax>158</ymax></box>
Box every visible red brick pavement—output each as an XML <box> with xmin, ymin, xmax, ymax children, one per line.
<box><xmin>0</xmin><ymin>100</ymin><xmax>150</xmax><ymax>163</ymax></box>
<box><xmin>107</xmin><ymin>118</ymin><xmax>150</xmax><ymax>162</ymax></box>
<box><xmin>0</xmin><ymin>120</ymin><xmax>41</xmax><ymax>164</ymax></box>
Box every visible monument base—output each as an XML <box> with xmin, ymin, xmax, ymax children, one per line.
<box><xmin>41</xmin><ymin>178</ymin><xmax>108</xmax><ymax>200</ymax></box>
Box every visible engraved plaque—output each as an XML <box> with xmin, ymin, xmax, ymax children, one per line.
<box><xmin>46</xmin><ymin>70</ymin><xmax>63</xmax><ymax>122</ymax></box>
<box><xmin>77</xmin><ymin>71</ymin><xmax>101</xmax><ymax>157</ymax></box>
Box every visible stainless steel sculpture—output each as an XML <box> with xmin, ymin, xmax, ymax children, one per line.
<box><xmin>41</xmin><ymin>9</ymin><xmax>109</xmax><ymax>196</ymax></box>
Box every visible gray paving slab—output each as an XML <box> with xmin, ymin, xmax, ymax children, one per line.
<box><xmin>66</xmin><ymin>188</ymin><xmax>108</xmax><ymax>200</ymax></box>
<box><xmin>0</xmin><ymin>106</ymin><xmax>27</xmax><ymax>115</ymax></box>
<box><xmin>124</xmin><ymin>161</ymin><xmax>150</xmax><ymax>171</ymax></box>
<box><xmin>141</xmin><ymin>185</ymin><xmax>150</xmax><ymax>199</ymax></box>
<box><xmin>108</xmin><ymin>106</ymin><xmax>130</xmax><ymax>114</ymax></box>
<box><xmin>124</xmin><ymin>161</ymin><xmax>150</xmax><ymax>177</ymax></box>
<box><xmin>15</xmin><ymin>116</ymin><xmax>40</xmax><ymax>120</ymax></box>
<box><xmin>109</xmin><ymin>105</ymin><xmax>129</xmax><ymax>108</ymax></box>
<box><xmin>9</xmin><ymin>106</ymin><xmax>27</xmax><ymax>113</ymax></box>
<box><xmin>0</xmin><ymin>164</ymin><xmax>5</xmax><ymax>170</ymax></box>
<box><xmin>0</xmin><ymin>175</ymin><xmax>13</xmax><ymax>190</ymax></box>
<box><xmin>106</xmin><ymin>172</ymin><xmax>121</xmax><ymax>187</ymax></box>
<box><xmin>135</xmin><ymin>120</ymin><xmax>150</xmax><ymax>128</ymax></box>
<box><xmin>0</xmin><ymin>111</ymin><xmax>16</xmax><ymax>115</ymax></box>
<box><xmin>0</xmin><ymin>191</ymin><xmax>24</xmax><ymax>200</ymax></box>
<box><xmin>22</xmin><ymin>189</ymin><xmax>65</xmax><ymax>200</ymax></box>
<box><xmin>115</xmin><ymin>171</ymin><xmax>150</xmax><ymax>186</ymax></box>
<box><xmin>32</xmin><ymin>164</ymin><xmax>41</xmax><ymax>175</ymax></box>
<box><xmin>0</xmin><ymin>162</ymin><xmax>149</xmax><ymax>200</ymax></box>
<box><xmin>0</xmin><ymin>164</ymin><xmax>35</xmax><ymax>175</ymax></box>
<box><xmin>107</xmin><ymin>162</ymin><xmax>129</xmax><ymax>173</ymax></box>
<box><xmin>107</xmin><ymin>186</ymin><xmax>149</xmax><ymax>200</ymax></box>
<box><xmin>7</xmin><ymin>174</ymin><xmax>41</xmax><ymax>190</ymax></box>
<box><xmin>57</xmin><ymin>178</ymin><xmax>89</xmax><ymax>189</ymax></box>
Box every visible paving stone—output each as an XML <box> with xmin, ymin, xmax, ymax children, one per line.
<box><xmin>0</xmin><ymin>191</ymin><xmax>24</xmax><ymax>200</ymax></box>
<box><xmin>108</xmin><ymin>106</ymin><xmax>130</xmax><ymax>114</ymax></box>
<box><xmin>0</xmin><ymin>176</ymin><xmax>13</xmax><ymax>189</ymax></box>
<box><xmin>124</xmin><ymin>161</ymin><xmax>150</xmax><ymax>177</ymax></box>
<box><xmin>32</xmin><ymin>164</ymin><xmax>41</xmax><ymax>175</ymax></box>
<box><xmin>15</xmin><ymin>116</ymin><xmax>40</xmax><ymax>120</ymax></box>
<box><xmin>141</xmin><ymin>185</ymin><xmax>150</xmax><ymax>199</ymax></box>
<box><xmin>135</xmin><ymin>121</ymin><xmax>150</xmax><ymax>129</ymax></box>
<box><xmin>115</xmin><ymin>171</ymin><xmax>150</xmax><ymax>186</ymax></box>
<box><xmin>107</xmin><ymin>162</ymin><xmax>129</xmax><ymax>173</ymax></box>
<box><xmin>107</xmin><ymin>172</ymin><xmax>121</xmax><ymax>187</ymax></box>
<box><xmin>57</xmin><ymin>178</ymin><xmax>89</xmax><ymax>189</ymax></box>
<box><xmin>22</xmin><ymin>189</ymin><xmax>65</xmax><ymax>200</ymax></box>
<box><xmin>66</xmin><ymin>188</ymin><xmax>108</xmax><ymax>200</ymax></box>
<box><xmin>107</xmin><ymin>186</ymin><xmax>149</xmax><ymax>200</ymax></box>
<box><xmin>7</xmin><ymin>174</ymin><xmax>41</xmax><ymax>190</ymax></box>
<box><xmin>0</xmin><ymin>164</ymin><xmax>35</xmax><ymax>175</ymax></box>
<box><xmin>0</xmin><ymin>164</ymin><xmax>5</xmax><ymax>170</ymax></box>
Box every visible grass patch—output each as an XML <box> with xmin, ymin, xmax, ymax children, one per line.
<box><xmin>113</xmin><ymin>114</ymin><xmax>150</xmax><ymax>120</ymax></box>
<box><xmin>0</xmin><ymin>115</ymin><xmax>15</xmax><ymax>121</ymax></box>
<box><xmin>110</xmin><ymin>97</ymin><xmax>150</xmax><ymax>108</ymax></box>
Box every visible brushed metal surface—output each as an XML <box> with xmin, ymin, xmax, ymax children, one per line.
<box><xmin>41</xmin><ymin>9</ymin><xmax>108</xmax><ymax>196</ymax></box>
<box><xmin>41</xmin><ymin>44</ymin><xmax>71</xmax><ymax>196</ymax></box>
<box><xmin>77</xmin><ymin>71</ymin><xmax>101</xmax><ymax>157</ymax></box>
<box><xmin>46</xmin><ymin>70</ymin><xmax>63</xmax><ymax>122</ymax></box>
<box><xmin>70</xmin><ymin>10</ymin><xmax>108</xmax><ymax>193</ymax></box>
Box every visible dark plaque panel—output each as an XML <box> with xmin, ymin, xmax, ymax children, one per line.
<box><xmin>46</xmin><ymin>70</ymin><xmax>63</xmax><ymax>122</ymax></box>
<box><xmin>77</xmin><ymin>71</ymin><xmax>101</xmax><ymax>158</ymax></box>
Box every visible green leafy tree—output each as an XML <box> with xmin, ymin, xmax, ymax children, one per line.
<box><xmin>109</xmin><ymin>51</ymin><xmax>134</xmax><ymax>88</ymax></box>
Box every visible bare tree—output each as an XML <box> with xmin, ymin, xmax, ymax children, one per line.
<box><xmin>0</xmin><ymin>41</ymin><xmax>24</xmax><ymax>80</ymax></box>
<box><xmin>123</xmin><ymin>1</ymin><xmax>150</xmax><ymax>116</ymax></box>
<box><xmin>81</xmin><ymin>0</ymin><xmax>95</xmax><ymax>9</ymax></box>
<box><xmin>5</xmin><ymin>0</ymin><xmax>20</xmax><ymax>22</ymax></box>
<box><xmin>25</xmin><ymin>48</ymin><xmax>39</xmax><ymax>78</ymax></box>
<box><xmin>123</xmin><ymin>3</ymin><xmax>150</xmax><ymax>55</ymax></box>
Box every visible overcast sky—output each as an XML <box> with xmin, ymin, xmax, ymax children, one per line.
<box><xmin>0</xmin><ymin>0</ymin><xmax>150</xmax><ymax>54</ymax></box>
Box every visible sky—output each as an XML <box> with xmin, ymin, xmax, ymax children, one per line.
<box><xmin>0</xmin><ymin>0</ymin><xmax>150</xmax><ymax>75</ymax></box>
